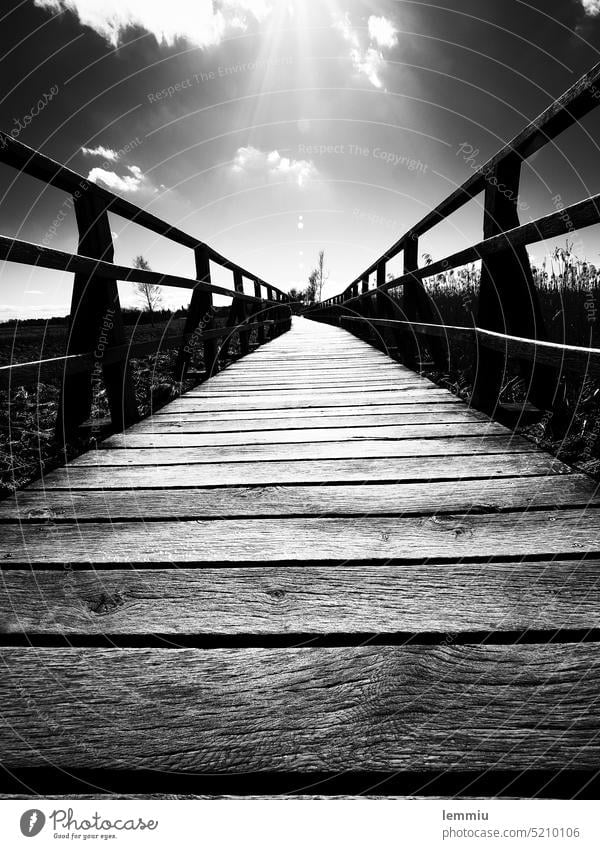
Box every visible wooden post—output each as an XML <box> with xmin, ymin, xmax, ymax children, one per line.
<box><xmin>234</xmin><ymin>270</ymin><xmax>251</xmax><ymax>356</ymax></box>
<box><xmin>175</xmin><ymin>246</ymin><xmax>217</xmax><ymax>382</ymax></box>
<box><xmin>254</xmin><ymin>280</ymin><xmax>266</xmax><ymax>344</ymax></box>
<box><xmin>471</xmin><ymin>155</ymin><xmax>552</xmax><ymax>413</ymax></box>
<box><xmin>372</xmin><ymin>262</ymin><xmax>397</xmax><ymax>352</ymax></box>
<box><xmin>218</xmin><ymin>284</ymin><xmax>245</xmax><ymax>364</ymax></box>
<box><xmin>265</xmin><ymin>288</ymin><xmax>274</xmax><ymax>338</ymax></box>
<box><xmin>56</xmin><ymin>192</ymin><xmax>137</xmax><ymax>439</ymax></box>
<box><xmin>351</xmin><ymin>277</ymin><xmax>371</xmax><ymax>341</ymax></box>
<box><xmin>402</xmin><ymin>237</ymin><xmax>446</xmax><ymax>371</ymax></box>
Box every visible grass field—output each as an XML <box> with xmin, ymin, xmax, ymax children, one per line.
<box><xmin>0</xmin><ymin>313</ymin><xmax>247</xmax><ymax>497</ymax></box>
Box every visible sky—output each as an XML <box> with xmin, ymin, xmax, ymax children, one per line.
<box><xmin>3</xmin><ymin>0</ymin><xmax>600</xmax><ymax>318</ymax></box>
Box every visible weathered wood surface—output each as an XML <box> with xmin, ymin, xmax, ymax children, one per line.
<box><xmin>3</xmin><ymin>560</ymin><xmax>600</xmax><ymax>635</ymax></box>
<box><xmin>2</xmin><ymin>645</ymin><xmax>600</xmax><ymax>772</ymax></box>
<box><xmin>150</xmin><ymin>404</ymin><xmax>467</xmax><ymax>426</ymax></box>
<box><xmin>189</xmin><ymin>380</ymin><xmax>432</xmax><ymax>395</ymax></box>
<box><xmin>0</xmin><ymin>510</ymin><xmax>598</xmax><ymax>565</ymax></box>
<box><xmin>70</xmin><ymin>436</ymin><xmax>534</xmax><ymax>467</ymax></box>
<box><xmin>0</xmin><ymin>475</ymin><xmax>596</xmax><ymax>521</ymax></box>
<box><xmin>29</xmin><ymin>453</ymin><xmax>568</xmax><ymax>489</ymax></box>
<box><xmin>2</xmin><ymin>315</ymin><xmax>600</xmax><ymax>788</ymax></box>
<box><xmin>102</xmin><ymin>421</ymin><xmax>510</xmax><ymax>448</ymax></box>
<box><xmin>164</xmin><ymin>389</ymin><xmax>449</xmax><ymax>413</ymax></box>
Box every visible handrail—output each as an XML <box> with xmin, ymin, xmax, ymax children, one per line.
<box><xmin>314</xmin><ymin>61</ymin><xmax>600</xmax><ymax>303</ymax></box>
<box><xmin>0</xmin><ymin>133</ymin><xmax>293</xmax><ymax>436</ymax></box>
<box><xmin>340</xmin><ymin>192</ymin><xmax>600</xmax><ymax>303</ymax></box>
<box><xmin>340</xmin><ymin>317</ymin><xmax>600</xmax><ymax>377</ymax></box>
<box><xmin>307</xmin><ymin>61</ymin><xmax>600</xmax><ymax>419</ymax></box>
<box><xmin>0</xmin><ymin>235</ymin><xmax>267</xmax><ymax>304</ymax></box>
<box><xmin>0</xmin><ymin>132</ymin><xmax>284</xmax><ymax>295</ymax></box>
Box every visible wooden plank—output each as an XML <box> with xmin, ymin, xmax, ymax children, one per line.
<box><xmin>206</xmin><ymin>380</ymin><xmax>418</xmax><ymax>391</ymax></box>
<box><xmin>1</xmin><ymin>475</ymin><xmax>595</xmax><ymax>522</ymax></box>
<box><xmin>0</xmin><ymin>509</ymin><xmax>596</xmax><ymax>565</ymax></box>
<box><xmin>28</xmin><ymin>453</ymin><xmax>569</xmax><ymax>489</ymax></box>
<box><xmin>220</xmin><ymin>362</ymin><xmax>410</xmax><ymax>374</ymax></box>
<box><xmin>152</xmin><ymin>403</ymin><xmax>466</xmax><ymax>424</ymax></box>
<box><xmin>187</xmin><ymin>383</ymin><xmax>433</xmax><ymax>396</ymax></box>
<box><xmin>164</xmin><ymin>390</ymin><xmax>455</xmax><ymax>413</ymax></box>
<box><xmin>129</xmin><ymin>410</ymin><xmax>490</xmax><ymax>433</ymax></box>
<box><xmin>2</xmin><ymin>644</ymin><xmax>600</xmax><ymax>771</ymax></box>
<box><xmin>72</xmin><ymin>436</ymin><xmax>535</xmax><ymax>467</ymax></box>
<box><xmin>102</xmin><ymin>422</ymin><xmax>510</xmax><ymax>448</ymax></box>
<box><xmin>189</xmin><ymin>382</ymin><xmax>432</xmax><ymax>397</ymax></box>
<box><xmin>3</xmin><ymin>560</ymin><xmax>600</xmax><ymax>635</ymax></box>
<box><xmin>215</xmin><ymin>358</ymin><xmax>413</xmax><ymax>370</ymax></box>
<box><xmin>196</xmin><ymin>378</ymin><xmax>431</xmax><ymax>393</ymax></box>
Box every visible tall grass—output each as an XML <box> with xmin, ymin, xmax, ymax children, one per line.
<box><xmin>392</xmin><ymin>242</ymin><xmax>600</xmax><ymax>476</ymax></box>
<box><xmin>412</xmin><ymin>242</ymin><xmax>599</xmax><ymax>346</ymax></box>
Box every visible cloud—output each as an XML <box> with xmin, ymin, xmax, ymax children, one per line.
<box><xmin>81</xmin><ymin>145</ymin><xmax>119</xmax><ymax>161</ymax></box>
<box><xmin>232</xmin><ymin>146</ymin><xmax>317</xmax><ymax>187</ymax></box>
<box><xmin>334</xmin><ymin>12</ymin><xmax>397</xmax><ymax>89</ymax></box>
<box><xmin>87</xmin><ymin>163</ymin><xmax>146</xmax><ymax>193</ymax></box>
<box><xmin>368</xmin><ymin>15</ymin><xmax>398</xmax><ymax>49</ymax></box>
<box><xmin>354</xmin><ymin>47</ymin><xmax>387</xmax><ymax>89</ymax></box>
<box><xmin>34</xmin><ymin>0</ymin><xmax>274</xmax><ymax>48</ymax></box>
<box><xmin>582</xmin><ymin>0</ymin><xmax>600</xmax><ymax>13</ymax></box>
<box><xmin>23</xmin><ymin>290</ymin><xmax>45</xmax><ymax>295</ymax></box>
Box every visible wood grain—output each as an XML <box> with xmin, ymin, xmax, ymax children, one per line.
<box><xmin>102</xmin><ymin>422</ymin><xmax>510</xmax><ymax>448</ymax></box>
<box><xmin>165</xmin><ymin>390</ymin><xmax>447</xmax><ymax>413</ymax></box>
<box><xmin>71</xmin><ymin>436</ymin><xmax>535</xmax><ymax>467</ymax></box>
<box><xmin>29</xmin><ymin>453</ymin><xmax>569</xmax><ymax>489</ymax></box>
<box><xmin>191</xmin><ymin>380</ymin><xmax>431</xmax><ymax>395</ymax></box>
<box><xmin>2</xmin><ymin>644</ymin><xmax>600</xmax><ymax>771</ymax></box>
<box><xmin>1</xmin><ymin>475</ymin><xmax>596</xmax><ymax>521</ymax></box>
<box><xmin>150</xmin><ymin>403</ymin><xmax>467</xmax><ymax>426</ymax></box>
<box><xmin>163</xmin><ymin>392</ymin><xmax>464</xmax><ymax>413</ymax></box>
<box><xmin>130</xmin><ymin>410</ymin><xmax>490</xmax><ymax>433</ymax></box>
<box><xmin>0</xmin><ymin>510</ymin><xmax>597</xmax><ymax>565</ymax></box>
<box><xmin>2</xmin><ymin>560</ymin><xmax>600</xmax><ymax>635</ymax></box>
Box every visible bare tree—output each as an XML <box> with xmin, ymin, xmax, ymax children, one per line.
<box><xmin>317</xmin><ymin>250</ymin><xmax>328</xmax><ymax>301</ymax></box>
<box><xmin>305</xmin><ymin>269</ymin><xmax>319</xmax><ymax>305</ymax></box>
<box><xmin>134</xmin><ymin>255</ymin><xmax>162</xmax><ymax>324</ymax></box>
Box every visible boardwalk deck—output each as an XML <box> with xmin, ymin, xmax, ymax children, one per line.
<box><xmin>1</xmin><ymin>317</ymin><xmax>600</xmax><ymax>796</ymax></box>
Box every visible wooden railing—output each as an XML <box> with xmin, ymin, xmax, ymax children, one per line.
<box><xmin>305</xmin><ymin>62</ymin><xmax>600</xmax><ymax>419</ymax></box>
<box><xmin>0</xmin><ymin>134</ymin><xmax>291</xmax><ymax>437</ymax></box>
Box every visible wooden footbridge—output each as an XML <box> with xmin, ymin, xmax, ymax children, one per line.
<box><xmin>2</xmin><ymin>65</ymin><xmax>600</xmax><ymax>797</ymax></box>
